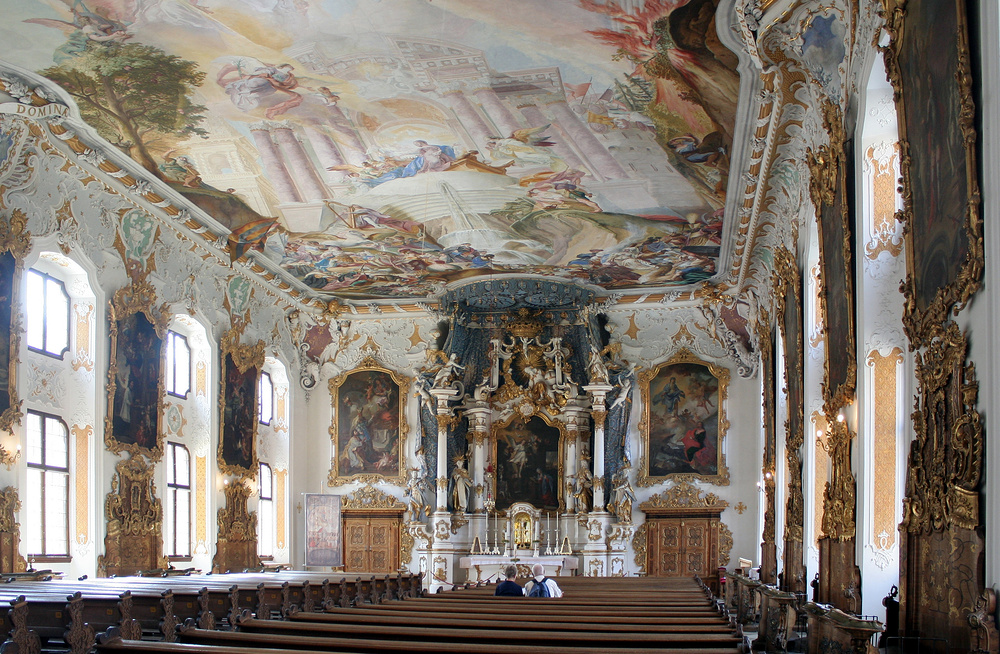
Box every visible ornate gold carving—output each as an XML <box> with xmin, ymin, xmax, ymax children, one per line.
<box><xmin>774</xmin><ymin>247</ymin><xmax>804</xmax><ymax>545</ymax></box>
<box><xmin>490</xmin><ymin>411</ymin><xmax>567</xmax><ymax>507</ymax></box>
<box><xmin>449</xmin><ymin>514</ymin><xmax>468</xmax><ymax>535</ymax></box>
<box><xmin>400</xmin><ymin>527</ymin><xmax>414</xmax><ymax>567</ymax></box>
<box><xmin>637</xmin><ymin>349</ymin><xmax>731</xmax><ymax>487</ymax></box>
<box><xmin>213</xmin><ymin>480</ymin><xmax>261</xmax><ymax>573</ymax></box>
<box><xmin>632</xmin><ymin>521</ymin><xmax>648</xmax><ymax>574</ymax></box>
<box><xmin>719</xmin><ymin>521</ymin><xmax>733</xmax><ymax>567</ymax></box>
<box><xmin>591</xmin><ymin>410</ymin><xmax>606</xmax><ymax>430</ymax></box>
<box><xmin>327</xmin><ymin>355</ymin><xmax>409</xmax><ymax>487</ymax></box>
<box><xmin>217</xmin><ymin>328</ymin><xmax>265</xmax><ymax>478</ymax></box>
<box><xmin>0</xmin><ymin>209</ymin><xmax>31</xmax><ymax>262</ymax></box>
<box><xmin>104</xmin><ymin>280</ymin><xmax>170</xmax><ymax>462</ymax></box>
<box><xmin>820</xmin><ymin>418</ymin><xmax>857</xmax><ymax>541</ymax></box>
<box><xmin>902</xmin><ymin>322</ymin><xmax>982</xmax><ymax>533</ymax></box>
<box><xmin>0</xmin><ymin>487</ymin><xmax>27</xmax><ymax>573</ymax></box>
<box><xmin>341</xmin><ymin>485</ymin><xmax>404</xmax><ymax>510</ymax></box>
<box><xmin>0</xmin><ymin>211</ymin><xmax>29</xmax><ymax>436</ymax></box>
<box><xmin>735</xmin><ymin>502</ymin><xmax>747</xmax><ymax>515</ymax></box>
<box><xmin>99</xmin><ymin>457</ymin><xmax>167</xmax><ymax>576</ymax></box>
<box><xmin>883</xmin><ymin>0</ymin><xmax>983</xmax><ymax>349</ymax></box>
<box><xmin>639</xmin><ymin>481</ymin><xmax>729</xmax><ymax>511</ymax></box>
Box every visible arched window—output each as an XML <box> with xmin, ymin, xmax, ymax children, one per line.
<box><xmin>25</xmin><ymin>410</ymin><xmax>70</xmax><ymax>559</ymax></box>
<box><xmin>258</xmin><ymin>462</ymin><xmax>273</xmax><ymax>559</ymax></box>
<box><xmin>24</xmin><ymin>269</ymin><xmax>70</xmax><ymax>359</ymax></box>
<box><xmin>164</xmin><ymin>442</ymin><xmax>191</xmax><ymax>558</ymax></box>
<box><xmin>165</xmin><ymin>331</ymin><xmax>191</xmax><ymax>398</ymax></box>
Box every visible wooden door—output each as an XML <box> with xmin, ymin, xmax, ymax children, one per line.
<box><xmin>342</xmin><ymin>515</ymin><xmax>400</xmax><ymax>573</ymax></box>
<box><xmin>646</xmin><ymin>516</ymin><xmax>718</xmax><ymax>580</ymax></box>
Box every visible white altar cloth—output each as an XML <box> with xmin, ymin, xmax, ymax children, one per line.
<box><xmin>458</xmin><ymin>555</ymin><xmax>578</xmax><ymax>581</ymax></box>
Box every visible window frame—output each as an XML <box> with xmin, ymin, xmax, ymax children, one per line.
<box><xmin>24</xmin><ymin>268</ymin><xmax>71</xmax><ymax>360</ymax></box>
<box><xmin>164</xmin><ymin>330</ymin><xmax>192</xmax><ymax>399</ymax></box>
<box><xmin>258</xmin><ymin>461</ymin><xmax>274</xmax><ymax>560</ymax></box>
<box><xmin>258</xmin><ymin>371</ymin><xmax>273</xmax><ymax>426</ymax></box>
<box><xmin>25</xmin><ymin>409</ymin><xmax>71</xmax><ymax>560</ymax></box>
<box><xmin>164</xmin><ymin>441</ymin><xmax>192</xmax><ymax>560</ymax></box>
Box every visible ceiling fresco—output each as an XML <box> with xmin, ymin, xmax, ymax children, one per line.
<box><xmin>1</xmin><ymin>0</ymin><xmax>740</xmax><ymax>299</ymax></box>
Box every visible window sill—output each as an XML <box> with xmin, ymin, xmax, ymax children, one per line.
<box><xmin>28</xmin><ymin>555</ymin><xmax>72</xmax><ymax>564</ymax></box>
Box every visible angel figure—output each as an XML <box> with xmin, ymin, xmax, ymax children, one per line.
<box><xmin>433</xmin><ymin>353</ymin><xmax>464</xmax><ymax>389</ymax></box>
<box><xmin>486</xmin><ymin>126</ymin><xmax>565</xmax><ymax>170</ymax></box>
<box><xmin>26</xmin><ymin>0</ymin><xmax>132</xmax><ymax>63</ymax></box>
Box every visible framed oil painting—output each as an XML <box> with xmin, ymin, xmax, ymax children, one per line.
<box><xmin>884</xmin><ymin>0</ymin><xmax>981</xmax><ymax>347</ymax></box>
<box><xmin>638</xmin><ymin>349</ymin><xmax>730</xmax><ymax>486</ymax></box>
<box><xmin>304</xmin><ymin>493</ymin><xmax>342</xmax><ymax>568</ymax></box>
<box><xmin>776</xmin><ymin>248</ymin><xmax>804</xmax><ymax>452</ymax></box>
<box><xmin>217</xmin><ymin>330</ymin><xmax>264</xmax><ymax>478</ymax></box>
<box><xmin>0</xmin><ymin>250</ymin><xmax>20</xmax><ymax>435</ymax></box>
<box><xmin>105</xmin><ymin>282</ymin><xmax>168</xmax><ymax>460</ymax></box>
<box><xmin>328</xmin><ymin>356</ymin><xmax>408</xmax><ymax>486</ymax></box>
<box><xmin>810</xmin><ymin>103</ymin><xmax>856</xmax><ymax>415</ymax></box>
<box><xmin>492</xmin><ymin>414</ymin><xmax>564</xmax><ymax>512</ymax></box>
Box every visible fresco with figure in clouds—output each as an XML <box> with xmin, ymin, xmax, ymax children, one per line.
<box><xmin>2</xmin><ymin>0</ymin><xmax>738</xmax><ymax>299</ymax></box>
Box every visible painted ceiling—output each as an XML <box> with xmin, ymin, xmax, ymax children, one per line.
<box><xmin>1</xmin><ymin>0</ymin><xmax>742</xmax><ymax>300</ymax></box>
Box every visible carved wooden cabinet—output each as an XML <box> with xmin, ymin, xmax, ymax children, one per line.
<box><xmin>342</xmin><ymin>513</ymin><xmax>401</xmax><ymax>573</ymax></box>
<box><xmin>643</xmin><ymin>506</ymin><xmax>723</xmax><ymax>591</ymax></box>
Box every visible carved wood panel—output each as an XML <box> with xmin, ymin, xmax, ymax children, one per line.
<box><xmin>342</xmin><ymin>516</ymin><xmax>400</xmax><ymax>573</ymax></box>
<box><xmin>646</xmin><ymin>515</ymin><xmax>720</xmax><ymax>587</ymax></box>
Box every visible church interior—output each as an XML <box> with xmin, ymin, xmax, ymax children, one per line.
<box><xmin>0</xmin><ymin>0</ymin><xmax>998</xmax><ymax>650</ymax></box>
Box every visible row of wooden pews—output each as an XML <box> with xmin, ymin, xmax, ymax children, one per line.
<box><xmin>2</xmin><ymin>571</ymin><xmax>748</xmax><ymax>654</ymax></box>
<box><xmin>0</xmin><ymin>570</ymin><xmax>421</xmax><ymax>654</ymax></box>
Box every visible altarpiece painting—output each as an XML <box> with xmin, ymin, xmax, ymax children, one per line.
<box><xmin>218</xmin><ymin>332</ymin><xmax>264</xmax><ymax>478</ymax></box>
<box><xmin>639</xmin><ymin>349</ymin><xmax>730</xmax><ymax>486</ymax></box>
<box><xmin>328</xmin><ymin>356</ymin><xmax>408</xmax><ymax>486</ymax></box>
<box><xmin>492</xmin><ymin>415</ymin><xmax>562</xmax><ymax>512</ymax></box>
<box><xmin>0</xmin><ymin>252</ymin><xmax>18</xmax><ymax>434</ymax></box>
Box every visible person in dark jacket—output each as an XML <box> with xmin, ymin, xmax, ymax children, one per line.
<box><xmin>494</xmin><ymin>565</ymin><xmax>523</xmax><ymax>596</ymax></box>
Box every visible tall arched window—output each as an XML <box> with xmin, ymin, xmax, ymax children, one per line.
<box><xmin>258</xmin><ymin>372</ymin><xmax>273</xmax><ymax>426</ymax></box>
<box><xmin>164</xmin><ymin>441</ymin><xmax>191</xmax><ymax>559</ymax></box>
<box><xmin>258</xmin><ymin>462</ymin><xmax>273</xmax><ymax>559</ymax></box>
<box><xmin>25</xmin><ymin>410</ymin><xmax>70</xmax><ymax>559</ymax></box>
<box><xmin>165</xmin><ymin>331</ymin><xmax>191</xmax><ymax>398</ymax></box>
<box><xmin>24</xmin><ymin>269</ymin><xmax>70</xmax><ymax>359</ymax></box>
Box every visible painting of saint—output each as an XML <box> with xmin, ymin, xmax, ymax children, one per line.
<box><xmin>640</xmin><ymin>351</ymin><xmax>729</xmax><ymax>485</ymax></box>
<box><xmin>494</xmin><ymin>416</ymin><xmax>561</xmax><ymax>511</ymax></box>
<box><xmin>329</xmin><ymin>360</ymin><xmax>408</xmax><ymax>486</ymax></box>
<box><xmin>304</xmin><ymin>493</ymin><xmax>342</xmax><ymax>568</ymax></box>
<box><xmin>0</xmin><ymin>252</ymin><xmax>13</xmax><ymax>421</ymax></box>
<box><xmin>219</xmin><ymin>352</ymin><xmax>258</xmax><ymax>475</ymax></box>
<box><xmin>110</xmin><ymin>310</ymin><xmax>164</xmax><ymax>454</ymax></box>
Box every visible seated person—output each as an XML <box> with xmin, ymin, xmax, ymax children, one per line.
<box><xmin>524</xmin><ymin>563</ymin><xmax>563</xmax><ymax>598</ymax></box>
<box><xmin>494</xmin><ymin>564</ymin><xmax>523</xmax><ymax>596</ymax></box>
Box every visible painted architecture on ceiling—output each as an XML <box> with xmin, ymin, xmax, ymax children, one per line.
<box><xmin>2</xmin><ymin>0</ymin><xmax>736</xmax><ymax>298</ymax></box>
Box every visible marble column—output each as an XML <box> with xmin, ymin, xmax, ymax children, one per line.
<box><xmin>465</xmin><ymin>405</ymin><xmax>491</xmax><ymax>513</ymax></box>
<box><xmin>305</xmin><ymin>123</ymin><xmax>347</xmax><ymax>180</ymax></box>
<box><xmin>584</xmin><ymin>383</ymin><xmax>613</xmax><ymax>511</ymax></box>
<box><xmin>325</xmin><ymin>104</ymin><xmax>368</xmax><ymax>165</ymax></box>
<box><xmin>271</xmin><ymin>125</ymin><xmax>328</xmax><ymax>201</ymax></box>
<box><xmin>429</xmin><ymin>388</ymin><xmax>460</xmax><ymax>512</ymax></box>
<box><xmin>544</xmin><ymin>99</ymin><xmax>628</xmax><ymax>180</ymax></box>
<box><xmin>250</xmin><ymin>125</ymin><xmax>301</xmax><ymax>203</ymax></box>
<box><xmin>471</xmin><ymin>85</ymin><xmax>521</xmax><ymax>136</ymax></box>
<box><xmin>441</xmin><ymin>89</ymin><xmax>493</xmax><ymax>151</ymax></box>
<box><xmin>517</xmin><ymin>103</ymin><xmax>587</xmax><ymax>173</ymax></box>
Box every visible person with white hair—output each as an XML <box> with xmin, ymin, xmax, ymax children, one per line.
<box><xmin>524</xmin><ymin>563</ymin><xmax>562</xmax><ymax>598</ymax></box>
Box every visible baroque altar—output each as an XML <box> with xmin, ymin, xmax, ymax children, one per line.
<box><xmin>404</xmin><ymin>279</ymin><xmax>637</xmax><ymax>590</ymax></box>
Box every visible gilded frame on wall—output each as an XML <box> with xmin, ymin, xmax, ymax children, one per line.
<box><xmin>328</xmin><ymin>355</ymin><xmax>409</xmax><ymax>487</ymax></box>
<box><xmin>809</xmin><ymin>102</ymin><xmax>856</xmax><ymax>415</ymax></box>
<box><xmin>882</xmin><ymin>0</ymin><xmax>982</xmax><ymax>348</ymax></box>
<box><xmin>0</xmin><ymin>210</ymin><xmax>29</xmax><ymax>436</ymax></box>
<box><xmin>638</xmin><ymin>349</ymin><xmax>730</xmax><ymax>487</ymax></box>
<box><xmin>105</xmin><ymin>280</ymin><xmax>170</xmax><ymax>461</ymax></box>
<box><xmin>217</xmin><ymin>329</ymin><xmax>265</xmax><ymax>478</ymax></box>
<box><xmin>490</xmin><ymin>411</ymin><xmax>566</xmax><ymax>512</ymax></box>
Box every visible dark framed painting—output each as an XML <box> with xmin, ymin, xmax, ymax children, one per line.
<box><xmin>0</xmin><ymin>250</ymin><xmax>20</xmax><ymax>435</ymax></box>
<box><xmin>304</xmin><ymin>493</ymin><xmax>342</xmax><ymax>568</ymax></box>
<box><xmin>491</xmin><ymin>414</ymin><xmax>563</xmax><ymax>512</ymax></box>
<box><xmin>105</xmin><ymin>282</ymin><xmax>168</xmax><ymax>460</ymax></box>
<box><xmin>217</xmin><ymin>330</ymin><xmax>264</xmax><ymax>478</ymax></box>
<box><xmin>884</xmin><ymin>0</ymin><xmax>982</xmax><ymax>347</ymax></box>
<box><xmin>776</xmin><ymin>247</ymin><xmax>804</xmax><ymax>454</ymax></box>
<box><xmin>810</xmin><ymin>102</ymin><xmax>856</xmax><ymax>415</ymax></box>
<box><xmin>328</xmin><ymin>356</ymin><xmax>408</xmax><ymax>486</ymax></box>
<box><xmin>638</xmin><ymin>349</ymin><xmax>730</xmax><ymax>486</ymax></box>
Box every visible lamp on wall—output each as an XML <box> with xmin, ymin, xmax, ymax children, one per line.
<box><xmin>0</xmin><ymin>442</ymin><xmax>20</xmax><ymax>470</ymax></box>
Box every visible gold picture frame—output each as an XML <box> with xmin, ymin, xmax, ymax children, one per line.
<box><xmin>328</xmin><ymin>355</ymin><xmax>409</xmax><ymax>487</ymax></box>
<box><xmin>105</xmin><ymin>279</ymin><xmax>170</xmax><ymax>461</ymax></box>
<box><xmin>217</xmin><ymin>329</ymin><xmax>265</xmax><ymax>478</ymax></box>
<box><xmin>638</xmin><ymin>349</ymin><xmax>730</xmax><ymax>487</ymax></box>
<box><xmin>0</xmin><ymin>210</ymin><xmax>29</xmax><ymax>436</ymax></box>
<box><xmin>490</xmin><ymin>411</ymin><xmax>567</xmax><ymax>512</ymax></box>
<box><xmin>883</xmin><ymin>0</ymin><xmax>983</xmax><ymax>348</ymax></box>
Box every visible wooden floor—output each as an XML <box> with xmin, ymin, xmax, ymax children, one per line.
<box><xmin>0</xmin><ymin>571</ymin><xmax>748</xmax><ymax>654</ymax></box>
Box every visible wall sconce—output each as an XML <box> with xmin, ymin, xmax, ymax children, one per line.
<box><xmin>836</xmin><ymin>413</ymin><xmax>845</xmax><ymax>423</ymax></box>
<box><xmin>764</xmin><ymin>471</ymin><xmax>773</xmax><ymax>480</ymax></box>
<box><xmin>0</xmin><ymin>443</ymin><xmax>20</xmax><ymax>470</ymax></box>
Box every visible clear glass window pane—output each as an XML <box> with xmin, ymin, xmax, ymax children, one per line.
<box><xmin>45</xmin><ymin>278</ymin><xmax>69</xmax><ymax>355</ymax></box>
<box><xmin>176</xmin><ymin>489</ymin><xmax>190</xmax><ymax>556</ymax></box>
<box><xmin>44</xmin><ymin>472</ymin><xmax>68</xmax><ymax>555</ymax></box>
<box><xmin>165</xmin><ymin>334</ymin><xmax>175</xmax><ymax>394</ymax></box>
<box><xmin>258</xmin><ymin>372</ymin><xmax>273</xmax><ymax>425</ymax></box>
<box><xmin>176</xmin><ymin>446</ymin><xmax>190</xmax><ymax>487</ymax></box>
<box><xmin>175</xmin><ymin>336</ymin><xmax>190</xmax><ymax>396</ymax></box>
<box><xmin>25</xmin><ymin>468</ymin><xmax>42</xmax><ymax>554</ymax></box>
<box><xmin>44</xmin><ymin>417</ymin><xmax>68</xmax><ymax>469</ymax></box>
<box><xmin>26</xmin><ymin>412</ymin><xmax>42</xmax><ymax>465</ymax></box>
<box><xmin>25</xmin><ymin>271</ymin><xmax>44</xmax><ymax>351</ymax></box>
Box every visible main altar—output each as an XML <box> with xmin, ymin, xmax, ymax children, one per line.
<box><xmin>402</xmin><ymin>279</ymin><xmax>637</xmax><ymax>590</ymax></box>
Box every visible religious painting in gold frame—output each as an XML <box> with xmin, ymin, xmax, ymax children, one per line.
<box><xmin>883</xmin><ymin>0</ymin><xmax>982</xmax><ymax>348</ymax></box>
<box><xmin>328</xmin><ymin>355</ymin><xmax>409</xmax><ymax>487</ymax></box>
<box><xmin>491</xmin><ymin>412</ymin><xmax>565</xmax><ymax>512</ymax></box>
<box><xmin>105</xmin><ymin>281</ymin><xmax>169</xmax><ymax>461</ymax></box>
<box><xmin>809</xmin><ymin>103</ymin><xmax>856</xmax><ymax>416</ymax></box>
<box><xmin>638</xmin><ymin>349</ymin><xmax>730</xmax><ymax>487</ymax></box>
<box><xmin>0</xmin><ymin>210</ymin><xmax>29</xmax><ymax>436</ymax></box>
<box><xmin>217</xmin><ymin>330</ymin><xmax>264</xmax><ymax>478</ymax></box>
